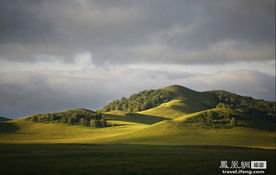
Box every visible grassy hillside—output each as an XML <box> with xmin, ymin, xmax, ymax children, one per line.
<box><xmin>1</xmin><ymin>85</ymin><xmax>275</xmax><ymax>147</ymax></box>
<box><xmin>208</xmin><ymin>90</ymin><xmax>276</xmax><ymax>122</ymax></box>
<box><xmin>2</xmin><ymin>108</ymin><xmax>274</xmax><ymax>148</ymax></box>
<box><xmin>0</xmin><ymin>118</ymin><xmax>147</xmax><ymax>143</ymax></box>
<box><xmin>102</xmin><ymin>85</ymin><xmax>217</xmax><ymax>119</ymax></box>
<box><xmin>138</xmin><ymin>100</ymin><xmax>188</xmax><ymax>119</ymax></box>
<box><xmin>139</xmin><ymin>85</ymin><xmax>216</xmax><ymax>119</ymax></box>
<box><xmin>104</xmin><ymin>110</ymin><xmax>168</xmax><ymax>124</ymax></box>
<box><xmin>98</xmin><ymin>108</ymin><xmax>276</xmax><ymax>149</ymax></box>
<box><xmin>101</xmin><ymin>85</ymin><xmax>275</xmax><ymax>122</ymax></box>
<box><xmin>100</xmin><ymin>89</ymin><xmax>173</xmax><ymax>112</ymax></box>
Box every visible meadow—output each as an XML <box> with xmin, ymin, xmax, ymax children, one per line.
<box><xmin>0</xmin><ymin>144</ymin><xmax>275</xmax><ymax>175</ymax></box>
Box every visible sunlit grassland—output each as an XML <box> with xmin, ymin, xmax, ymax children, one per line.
<box><xmin>100</xmin><ymin>124</ymin><xmax>275</xmax><ymax>149</ymax></box>
<box><xmin>138</xmin><ymin>85</ymin><xmax>217</xmax><ymax>119</ymax></box>
<box><xmin>0</xmin><ymin>119</ymin><xmax>147</xmax><ymax>143</ymax></box>
<box><xmin>138</xmin><ymin>100</ymin><xmax>189</xmax><ymax>119</ymax></box>
<box><xmin>0</xmin><ymin>84</ymin><xmax>275</xmax><ymax>175</ymax></box>
<box><xmin>0</xmin><ymin>107</ymin><xmax>275</xmax><ymax>149</ymax></box>
<box><xmin>98</xmin><ymin>108</ymin><xmax>276</xmax><ymax>149</ymax></box>
<box><xmin>0</xmin><ymin>106</ymin><xmax>275</xmax><ymax>175</ymax></box>
<box><xmin>105</xmin><ymin>110</ymin><xmax>168</xmax><ymax>124</ymax></box>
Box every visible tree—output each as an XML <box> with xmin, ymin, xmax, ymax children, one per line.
<box><xmin>206</xmin><ymin>111</ymin><xmax>213</xmax><ymax>121</ymax></box>
<box><xmin>101</xmin><ymin>119</ymin><xmax>107</xmax><ymax>127</ymax></box>
<box><xmin>67</xmin><ymin>118</ymin><xmax>73</xmax><ymax>125</ymax></box>
<box><xmin>230</xmin><ymin>117</ymin><xmax>237</xmax><ymax>127</ymax></box>
<box><xmin>61</xmin><ymin>116</ymin><xmax>68</xmax><ymax>123</ymax></box>
<box><xmin>32</xmin><ymin>116</ymin><xmax>38</xmax><ymax>122</ymax></box>
<box><xmin>100</xmin><ymin>89</ymin><xmax>173</xmax><ymax>112</ymax></box>
<box><xmin>90</xmin><ymin>119</ymin><xmax>96</xmax><ymax>127</ymax></box>
<box><xmin>79</xmin><ymin>118</ymin><xmax>86</xmax><ymax>126</ymax></box>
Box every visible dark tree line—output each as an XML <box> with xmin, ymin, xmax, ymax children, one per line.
<box><xmin>30</xmin><ymin>110</ymin><xmax>107</xmax><ymax>128</ymax></box>
<box><xmin>100</xmin><ymin>89</ymin><xmax>173</xmax><ymax>112</ymax></box>
<box><xmin>185</xmin><ymin>110</ymin><xmax>238</xmax><ymax>128</ymax></box>
<box><xmin>211</xmin><ymin>91</ymin><xmax>275</xmax><ymax>122</ymax></box>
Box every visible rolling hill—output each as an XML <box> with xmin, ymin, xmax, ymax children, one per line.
<box><xmin>100</xmin><ymin>85</ymin><xmax>217</xmax><ymax>117</ymax></box>
<box><xmin>0</xmin><ymin>85</ymin><xmax>275</xmax><ymax>175</ymax></box>
<box><xmin>99</xmin><ymin>108</ymin><xmax>275</xmax><ymax>148</ymax></box>
<box><xmin>0</xmin><ymin>85</ymin><xmax>275</xmax><ymax>148</ymax></box>
<box><xmin>102</xmin><ymin>85</ymin><xmax>275</xmax><ymax>121</ymax></box>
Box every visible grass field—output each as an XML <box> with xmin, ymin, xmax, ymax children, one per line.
<box><xmin>0</xmin><ymin>144</ymin><xmax>275</xmax><ymax>175</ymax></box>
<box><xmin>0</xmin><ymin>119</ymin><xmax>147</xmax><ymax>143</ymax></box>
<box><xmin>0</xmin><ymin>112</ymin><xmax>275</xmax><ymax>174</ymax></box>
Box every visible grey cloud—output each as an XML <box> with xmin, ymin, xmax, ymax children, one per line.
<box><xmin>0</xmin><ymin>0</ymin><xmax>274</xmax><ymax>64</ymax></box>
<box><xmin>181</xmin><ymin>70</ymin><xmax>275</xmax><ymax>101</ymax></box>
<box><xmin>0</xmin><ymin>68</ymin><xmax>274</xmax><ymax>118</ymax></box>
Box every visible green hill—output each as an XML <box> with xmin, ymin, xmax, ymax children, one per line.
<box><xmin>104</xmin><ymin>110</ymin><xmax>168</xmax><ymax>124</ymax></box>
<box><xmin>99</xmin><ymin>108</ymin><xmax>275</xmax><ymax>148</ymax></box>
<box><xmin>101</xmin><ymin>85</ymin><xmax>217</xmax><ymax>119</ymax></box>
<box><xmin>0</xmin><ymin>85</ymin><xmax>275</xmax><ymax>147</ymax></box>
<box><xmin>0</xmin><ymin>85</ymin><xmax>275</xmax><ymax>175</ymax></box>
<box><xmin>100</xmin><ymin>89</ymin><xmax>174</xmax><ymax>112</ymax></box>
<box><xmin>208</xmin><ymin>90</ymin><xmax>275</xmax><ymax>122</ymax></box>
<box><xmin>101</xmin><ymin>85</ymin><xmax>275</xmax><ymax>121</ymax></box>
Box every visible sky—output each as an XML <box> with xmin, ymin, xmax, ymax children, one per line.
<box><xmin>0</xmin><ymin>0</ymin><xmax>275</xmax><ymax>118</ymax></box>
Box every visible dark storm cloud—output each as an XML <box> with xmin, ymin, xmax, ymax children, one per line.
<box><xmin>0</xmin><ymin>0</ymin><xmax>54</xmax><ymax>44</ymax></box>
<box><xmin>0</xmin><ymin>0</ymin><xmax>274</xmax><ymax>64</ymax></box>
<box><xmin>0</xmin><ymin>0</ymin><xmax>76</xmax><ymax>62</ymax></box>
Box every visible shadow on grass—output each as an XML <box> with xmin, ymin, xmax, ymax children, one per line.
<box><xmin>0</xmin><ymin>143</ymin><xmax>275</xmax><ymax>175</ymax></box>
<box><xmin>0</xmin><ymin>122</ymin><xmax>20</xmax><ymax>134</ymax></box>
<box><xmin>104</xmin><ymin>113</ymin><xmax>168</xmax><ymax>125</ymax></box>
<box><xmin>236</xmin><ymin>115</ymin><xmax>276</xmax><ymax>131</ymax></box>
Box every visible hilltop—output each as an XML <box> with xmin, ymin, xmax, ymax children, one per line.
<box><xmin>100</xmin><ymin>85</ymin><xmax>217</xmax><ymax>119</ymax></box>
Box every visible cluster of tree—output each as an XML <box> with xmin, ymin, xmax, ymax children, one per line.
<box><xmin>186</xmin><ymin>110</ymin><xmax>232</xmax><ymax>122</ymax></box>
<box><xmin>29</xmin><ymin>109</ymin><xmax>107</xmax><ymax>128</ymax></box>
<box><xmin>100</xmin><ymin>90</ymin><xmax>173</xmax><ymax>112</ymax></box>
<box><xmin>79</xmin><ymin>118</ymin><xmax>107</xmax><ymax>128</ymax></box>
<box><xmin>211</xmin><ymin>91</ymin><xmax>276</xmax><ymax>122</ymax></box>
<box><xmin>185</xmin><ymin>110</ymin><xmax>237</xmax><ymax>128</ymax></box>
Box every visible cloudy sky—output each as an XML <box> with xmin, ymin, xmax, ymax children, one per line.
<box><xmin>0</xmin><ymin>0</ymin><xmax>275</xmax><ymax>118</ymax></box>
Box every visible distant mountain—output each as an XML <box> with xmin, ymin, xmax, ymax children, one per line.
<box><xmin>0</xmin><ymin>116</ymin><xmax>11</xmax><ymax>121</ymax></box>
<box><xmin>100</xmin><ymin>85</ymin><xmax>275</xmax><ymax>121</ymax></box>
